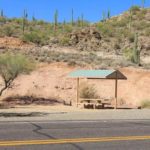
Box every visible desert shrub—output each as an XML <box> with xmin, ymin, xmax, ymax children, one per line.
<box><xmin>141</xmin><ymin>100</ymin><xmax>150</xmax><ymax>108</ymax></box>
<box><xmin>59</xmin><ymin>36</ymin><xmax>70</xmax><ymax>46</ymax></box>
<box><xmin>67</xmin><ymin>60</ymin><xmax>76</xmax><ymax>66</ymax></box>
<box><xmin>115</xmin><ymin>18</ymin><xmax>129</xmax><ymax>27</ymax></box>
<box><xmin>134</xmin><ymin>21</ymin><xmax>149</xmax><ymax>31</ymax></box>
<box><xmin>118</xmin><ymin>28</ymin><xmax>130</xmax><ymax>38</ymax></box>
<box><xmin>0</xmin><ymin>17</ymin><xmax>7</xmax><ymax>24</ymax></box>
<box><xmin>3</xmin><ymin>26</ymin><xmax>14</xmax><ymax>36</ymax></box>
<box><xmin>11</xmin><ymin>18</ymin><xmax>23</xmax><ymax>24</ymax></box>
<box><xmin>80</xmin><ymin>83</ymin><xmax>98</xmax><ymax>99</ymax></box>
<box><xmin>136</xmin><ymin>11</ymin><xmax>146</xmax><ymax>20</ymax></box>
<box><xmin>143</xmin><ymin>63</ymin><xmax>150</xmax><ymax>69</ymax></box>
<box><xmin>0</xmin><ymin>53</ymin><xmax>35</xmax><ymax>96</ymax></box>
<box><xmin>22</xmin><ymin>32</ymin><xmax>49</xmax><ymax>45</ymax></box>
<box><xmin>97</xmin><ymin>22</ymin><xmax>115</xmax><ymax>37</ymax></box>
<box><xmin>129</xmin><ymin>6</ymin><xmax>140</xmax><ymax>14</ymax></box>
<box><xmin>123</xmin><ymin>48</ymin><xmax>134</xmax><ymax>62</ymax></box>
<box><xmin>114</xmin><ymin>43</ymin><xmax>120</xmax><ymax>49</ymax></box>
<box><xmin>63</xmin><ymin>24</ymin><xmax>73</xmax><ymax>33</ymax></box>
<box><xmin>145</xmin><ymin>28</ymin><xmax>150</xmax><ymax>36</ymax></box>
<box><xmin>128</xmin><ymin>33</ymin><xmax>135</xmax><ymax>42</ymax></box>
<box><xmin>36</xmin><ymin>20</ymin><xmax>47</xmax><ymax>25</ymax></box>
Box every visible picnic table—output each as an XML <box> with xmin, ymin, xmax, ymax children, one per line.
<box><xmin>78</xmin><ymin>98</ymin><xmax>112</xmax><ymax>109</ymax></box>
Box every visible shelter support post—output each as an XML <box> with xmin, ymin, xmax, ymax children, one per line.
<box><xmin>76</xmin><ymin>78</ymin><xmax>80</xmax><ymax>107</ymax></box>
<box><xmin>115</xmin><ymin>73</ymin><xmax>118</xmax><ymax>109</ymax></box>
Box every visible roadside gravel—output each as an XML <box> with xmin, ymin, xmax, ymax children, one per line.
<box><xmin>0</xmin><ymin>105</ymin><xmax>149</xmax><ymax>122</ymax></box>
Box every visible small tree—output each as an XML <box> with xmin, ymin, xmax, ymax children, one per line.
<box><xmin>0</xmin><ymin>53</ymin><xmax>34</xmax><ymax>97</ymax></box>
<box><xmin>80</xmin><ymin>83</ymin><xmax>98</xmax><ymax>99</ymax></box>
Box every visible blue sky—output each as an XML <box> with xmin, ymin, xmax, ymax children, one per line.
<box><xmin>0</xmin><ymin>0</ymin><xmax>150</xmax><ymax>22</ymax></box>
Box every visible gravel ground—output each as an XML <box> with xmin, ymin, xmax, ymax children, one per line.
<box><xmin>0</xmin><ymin>105</ymin><xmax>149</xmax><ymax>122</ymax></box>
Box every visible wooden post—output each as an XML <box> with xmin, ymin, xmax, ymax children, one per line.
<box><xmin>76</xmin><ymin>78</ymin><xmax>79</xmax><ymax>107</ymax></box>
<box><xmin>115</xmin><ymin>72</ymin><xmax>118</xmax><ymax>109</ymax></box>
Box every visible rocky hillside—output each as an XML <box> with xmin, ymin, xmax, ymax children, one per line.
<box><xmin>0</xmin><ymin>6</ymin><xmax>150</xmax><ymax>68</ymax></box>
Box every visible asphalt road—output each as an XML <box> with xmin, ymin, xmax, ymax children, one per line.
<box><xmin>0</xmin><ymin>120</ymin><xmax>149</xmax><ymax>150</ymax></box>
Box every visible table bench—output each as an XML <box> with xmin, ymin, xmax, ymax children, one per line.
<box><xmin>78</xmin><ymin>98</ymin><xmax>112</xmax><ymax>109</ymax></box>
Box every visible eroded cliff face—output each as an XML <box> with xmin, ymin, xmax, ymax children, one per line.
<box><xmin>69</xmin><ymin>28</ymin><xmax>102</xmax><ymax>51</ymax></box>
<box><xmin>1</xmin><ymin>63</ymin><xmax>150</xmax><ymax>107</ymax></box>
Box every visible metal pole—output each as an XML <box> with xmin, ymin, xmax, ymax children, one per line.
<box><xmin>115</xmin><ymin>72</ymin><xmax>118</xmax><ymax>109</ymax></box>
<box><xmin>77</xmin><ymin>78</ymin><xmax>79</xmax><ymax>107</ymax></box>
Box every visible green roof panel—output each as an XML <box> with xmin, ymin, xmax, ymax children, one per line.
<box><xmin>68</xmin><ymin>70</ymin><xmax>127</xmax><ymax>80</ymax></box>
<box><xmin>69</xmin><ymin>70</ymin><xmax>115</xmax><ymax>78</ymax></box>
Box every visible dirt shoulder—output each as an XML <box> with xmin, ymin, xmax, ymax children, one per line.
<box><xmin>0</xmin><ymin>105</ymin><xmax>149</xmax><ymax>122</ymax></box>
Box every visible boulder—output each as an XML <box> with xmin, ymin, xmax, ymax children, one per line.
<box><xmin>69</xmin><ymin>27</ymin><xmax>102</xmax><ymax>51</ymax></box>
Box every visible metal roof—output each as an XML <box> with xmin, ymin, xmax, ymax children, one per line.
<box><xmin>68</xmin><ymin>70</ymin><xmax>127</xmax><ymax>80</ymax></box>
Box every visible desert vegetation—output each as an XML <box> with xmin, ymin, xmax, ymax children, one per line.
<box><xmin>141</xmin><ymin>100</ymin><xmax>150</xmax><ymax>108</ymax></box>
<box><xmin>0</xmin><ymin>53</ymin><xmax>35</xmax><ymax>97</ymax></box>
<box><xmin>80</xmin><ymin>83</ymin><xmax>98</xmax><ymax>99</ymax></box>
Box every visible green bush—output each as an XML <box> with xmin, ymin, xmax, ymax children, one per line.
<box><xmin>141</xmin><ymin>100</ymin><xmax>150</xmax><ymax>108</ymax></box>
<box><xmin>114</xmin><ymin>43</ymin><xmax>120</xmax><ymax>49</ymax></box>
<box><xmin>128</xmin><ymin>33</ymin><xmax>135</xmax><ymax>42</ymax></box>
<box><xmin>97</xmin><ymin>22</ymin><xmax>115</xmax><ymax>37</ymax></box>
<box><xmin>22</xmin><ymin>32</ymin><xmax>49</xmax><ymax>45</ymax></box>
<box><xmin>134</xmin><ymin>21</ymin><xmax>149</xmax><ymax>31</ymax></box>
<box><xmin>145</xmin><ymin>28</ymin><xmax>150</xmax><ymax>36</ymax></box>
<box><xmin>59</xmin><ymin>36</ymin><xmax>70</xmax><ymax>46</ymax></box>
<box><xmin>0</xmin><ymin>17</ymin><xmax>6</xmax><ymax>24</ymax></box>
<box><xmin>80</xmin><ymin>83</ymin><xmax>98</xmax><ymax>99</ymax></box>
<box><xmin>0</xmin><ymin>53</ymin><xmax>35</xmax><ymax>96</ymax></box>
<box><xmin>115</xmin><ymin>18</ymin><xmax>129</xmax><ymax>27</ymax></box>
<box><xmin>129</xmin><ymin>6</ymin><xmax>140</xmax><ymax>14</ymax></box>
<box><xmin>123</xmin><ymin>48</ymin><xmax>134</xmax><ymax>61</ymax></box>
<box><xmin>3</xmin><ymin>26</ymin><xmax>14</xmax><ymax>36</ymax></box>
<box><xmin>12</xmin><ymin>18</ymin><xmax>23</xmax><ymax>24</ymax></box>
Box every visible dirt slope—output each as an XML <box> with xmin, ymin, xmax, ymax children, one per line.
<box><xmin>1</xmin><ymin>63</ymin><xmax>150</xmax><ymax>107</ymax></box>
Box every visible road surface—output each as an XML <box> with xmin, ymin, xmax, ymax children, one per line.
<box><xmin>0</xmin><ymin>120</ymin><xmax>149</xmax><ymax>150</ymax></box>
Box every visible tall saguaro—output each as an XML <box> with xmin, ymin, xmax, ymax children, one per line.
<box><xmin>22</xmin><ymin>9</ymin><xmax>28</xmax><ymax>34</ymax></box>
<box><xmin>133</xmin><ymin>33</ymin><xmax>141</xmax><ymax>66</ymax></box>
<box><xmin>81</xmin><ymin>14</ymin><xmax>84</xmax><ymax>28</ymax></box>
<box><xmin>141</xmin><ymin>0</ymin><xmax>146</xmax><ymax>8</ymax></box>
<box><xmin>115</xmin><ymin>71</ymin><xmax>118</xmax><ymax>109</ymax></box>
<box><xmin>0</xmin><ymin>10</ymin><xmax>4</xmax><ymax>17</ymax></box>
<box><xmin>54</xmin><ymin>10</ymin><xmax>58</xmax><ymax>31</ymax></box>
<box><xmin>71</xmin><ymin>9</ymin><xmax>74</xmax><ymax>26</ymax></box>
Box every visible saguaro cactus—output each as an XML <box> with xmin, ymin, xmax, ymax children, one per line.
<box><xmin>133</xmin><ymin>33</ymin><xmax>141</xmax><ymax>65</ymax></box>
<box><xmin>81</xmin><ymin>14</ymin><xmax>84</xmax><ymax>28</ymax></box>
<box><xmin>63</xmin><ymin>19</ymin><xmax>66</xmax><ymax>32</ymax></box>
<box><xmin>71</xmin><ymin>9</ymin><xmax>74</xmax><ymax>26</ymax></box>
<box><xmin>128</xmin><ymin>9</ymin><xmax>133</xmax><ymax>31</ymax></box>
<box><xmin>22</xmin><ymin>10</ymin><xmax>28</xmax><ymax>34</ymax></box>
<box><xmin>107</xmin><ymin>9</ymin><xmax>111</xmax><ymax>19</ymax></box>
<box><xmin>141</xmin><ymin>0</ymin><xmax>145</xmax><ymax>8</ymax></box>
<box><xmin>0</xmin><ymin>10</ymin><xmax>4</xmax><ymax>17</ymax></box>
<box><xmin>102</xmin><ymin>11</ymin><xmax>106</xmax><ymax>22</ymax></box>
<box><xmin>54</xmin><ymin>10</ymin><xmax>58</xmax><ymax>31</ymax></box>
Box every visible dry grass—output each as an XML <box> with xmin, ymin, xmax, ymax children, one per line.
<box><xmin>141</xmin><ymin>100</ymin><xmax>150</xmax><ymax>109</ymax></box>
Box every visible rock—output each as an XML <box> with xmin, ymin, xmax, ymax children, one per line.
<box><xmin>69</xmin><ymin>27</ymin><xmax>102</xmax><ymax>51</ymax></box>
<box><xmin>50</xmin><ymin>37</ymin><xmax>59</xmax><ymax>44</ymax></box>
